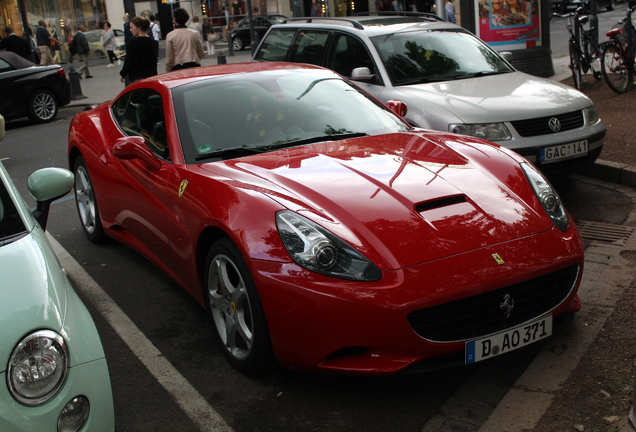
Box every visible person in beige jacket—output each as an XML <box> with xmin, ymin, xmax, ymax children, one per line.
<box><xmin>165</xmin><ymin>8</ymin><xmax>204</xmax><ymax>72</ymax></box>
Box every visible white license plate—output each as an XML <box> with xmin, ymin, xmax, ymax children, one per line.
<box><xmin>465</xmin><ymin>315</ymin><xmax>552</xmax><ymax>364</ymax></box>
<box><xmin>540</xmin><ymin>141</ymin><xmax>588</xmax><ymax>164</ymax></box>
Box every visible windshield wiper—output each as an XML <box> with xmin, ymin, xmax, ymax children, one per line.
<box><xmin>195</xmin><ymin>146</ymin><xmax>265</xmax><ymax>161</ymax></box>
<box><xmin>263</xmin><ymin>133</ymin><xmax>369</xmax><ymax>150</ymax></box>
<box><xmin>452</xmin><ymin>71</ymin><xmax>511</xmax><ymax>80</ymax></box>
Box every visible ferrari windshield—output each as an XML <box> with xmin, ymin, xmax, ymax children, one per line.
<box><xmin>172</xmin><ymin>70</ymin><xmax>410</xmax><ymax>163</ymax></box>
<box><xmin>371</xmin><ymin>30</ymin><xmax>514</xmax><ymax>86</ymax></box>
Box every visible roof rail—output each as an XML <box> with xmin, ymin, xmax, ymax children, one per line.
<box><xmin>284</xmin><ymin>17</ymin><xmax>365</xmax><ymax>29</ymax></box>
<box><xmin>351</xmin><ymin>11</ymin><xmax>445</xmax><ymax>22</ymax></box>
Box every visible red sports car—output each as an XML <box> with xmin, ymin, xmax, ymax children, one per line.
<box><xmin>68</xmin><ymin>63</ymin><xmax>584</xmax><ymax>375</ymax></box>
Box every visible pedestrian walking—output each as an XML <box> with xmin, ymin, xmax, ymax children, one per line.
<box><xmin>48</xmin><ymin>21</ymin><xmax>62</xmax><ymax>64</ymax></box>
<box><xmin>35</xmin><ymin>20</ymin><xmax>61</xmax><ymax>66</ymax></box>
<box><xmin>231</xmin><ymin>0</ymin><xmax>243</xmax><ymax>24</ymax></box>
<box><xmin>188</xmin><ymin>16</ymin><xmax>204</xmax><ymax>47</ymax></box>
<box><xmin>0</xmin><ymin>26</ymin><xmax>31</xmax><ymax>59</ymax></box>
<box><xmin>445</xmin><ymin>0</ymin><xmax>456</xmax><ymax>23</ymax></box>
<box><xmin>202</xmin><ymin>16</ymin><xmax>217</xmax><ymax>58</ymax></box>
<box><xmin>119</xmin><ymin>16</ymin><xmax>157</xmax><ymax>84</ymax></box>
<box><xmin>74</xmin><ymin>25</ymin><xmax>92</xmax><ymax>78</ymax></box>
<box><xmin>102</xmin><ymin>22</ymin><xmax>119</xmax><ymax>67</ymax></box>
<box><xmin>149</xmin><ymin>15</ymin><xmax>161</xmax><ymax>59</ymax></box>
<box><xmin>164</xmin><ymin>8</ymin><xmax>204</xmax><ymax>72</ymax></box>
<box><xmin>123</xmin><ymin>14</ymin><xmax>133</xmax><ymax>47</ymax></box>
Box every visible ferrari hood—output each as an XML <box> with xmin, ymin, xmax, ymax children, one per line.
<box><xmin>393</xmin><ymin>72</ymin><xmax>592</xmax><ymax>124</ymax></box>
<box><xmin>209</xmin><ymin>133</ymin><xmax>553</xmax><ymax>269</ymax></box>
<box><xmin>0</xmin><ymin>231</ymin><xmax>66</xmax><ymax>371</ymax></box>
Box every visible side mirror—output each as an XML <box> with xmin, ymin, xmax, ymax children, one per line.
<box><xmin>385</xmin><ymin>100</ymin><xmax>408</xmax><ymax>118</ymax></box>
<box><xmin>500</xmin><ymin>51</ymin><xmax>514</xmax><ymax>63</ymax></box>
<box><xmin>27</xmin><ymin>167</ymin><xmax>74</xmax><ymax>230</ymax></box>
<box><xmin>351</xmin><ymin>67</ymin><xmax>375</xmax><ymax>82</ymax></box>
<box><xmin>112</xmin><ymin>136</ymin><xmax>162</xmax><ymax>171</ymax></box>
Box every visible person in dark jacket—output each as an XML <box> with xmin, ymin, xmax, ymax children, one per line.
<box><xmin>0</xmin><ymin>27</ymin><xmax>31</xmax><ymax>59</ymax></box>
<box><xmin>74</xmin><ymin>25</ymin><xmax>92</xmax><ymax>78</ymax></box>
<box><xmin>119</xmin><ymin>16</ymin><xmax>157</xmax><ymax>85</ymax></box>
<box><xmin>35</xmin><ymin>20</ymin><xmax>61</xmax><ymax>65</ymax></box>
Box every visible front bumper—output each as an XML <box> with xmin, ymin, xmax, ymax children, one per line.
<box><xmin>0</xmin><ymin>357</ymin><xmax>115</xmax><ymax>432</ymax></box>
<box><xmin>251</xmin><ymin>227</ymin><xmax>584</xmax><ymax>374</ymax></box>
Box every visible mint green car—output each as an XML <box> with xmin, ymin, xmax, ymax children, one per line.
<box><xmin>0</xmin><ymin>115</ymin><xmax>115</xmax><ymax>432</ymax></box>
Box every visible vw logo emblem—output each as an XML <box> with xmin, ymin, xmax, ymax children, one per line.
<box><xmin>500</xmin><ymin>294</ymin><xmax>515</xmax><ymax>318</ymax></box>
<box><xmin>548</xmin><ymin>117</ymin><xmax>561</xmax><ymax>132</ymax></box>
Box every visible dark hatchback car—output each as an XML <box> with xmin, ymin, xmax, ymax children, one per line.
<box><xmin>0</xmin><ymin>51</ymin><xmax>71</xmax><ymax>123</ymax></box>
<box><xmin>231</xmin><ymin>14</ymin><xmax>287</xmax><ymax>51</ymax></box>
<box><xmin>551</xmin><ymin>0</ymin><xmax>615</xmax><ymax>12</ymax></box>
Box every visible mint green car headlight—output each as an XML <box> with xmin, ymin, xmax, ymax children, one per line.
<box><xmin>8</xmin><ymin>330</ymin><xmax>69</xmax><ymax>406</ymax></box>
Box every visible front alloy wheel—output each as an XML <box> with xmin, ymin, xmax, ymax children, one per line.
<box><xmin>204</xmin><ymin>238</ymin><xmax>273</xmax><ymax>373</ymax></box>
<box><xmin>73</xmin><ymin>157</ymin><xmax>107</xmax><ymax>243</ymax></box>
<box><xmin>232</xmin><ymin>37</ymin><xmax>244</xmax><ymax>51</ymax></box>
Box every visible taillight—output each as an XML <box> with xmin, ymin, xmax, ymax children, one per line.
<box><xmin>606</xmin><ymin>28</ymin><xmax>622</xmax><ymax>38</ymax></box>
<box><xmin>57</xmin><ymin>68</ymin><xmax>66</xmax><ymax>78</ymax></box>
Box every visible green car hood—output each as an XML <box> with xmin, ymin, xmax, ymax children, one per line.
<box><xmin>0</xmin><ymin>229</ymin><xmax>67</xmax><ymax>372</ymax></box>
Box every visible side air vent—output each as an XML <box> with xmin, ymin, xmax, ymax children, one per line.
<box><xmin>415</xmin><ymin>195</ymin><xmax>466</xmax><ymax>212</ymax></box>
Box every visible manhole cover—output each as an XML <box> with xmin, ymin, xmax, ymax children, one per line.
<box><xmin>576</xmin><ymin>220</ymin><xmax>636</xmax><ymax>245</ymax></box>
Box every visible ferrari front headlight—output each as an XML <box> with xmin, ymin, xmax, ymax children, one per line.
<box><xmin>449</xmin><ymin>122</ymin><xmax>512</xmax><ymax>141</ymax></box>
<box><xmin>8</xmin><ymin>330</ymin><xmax>68</xmax><ymax>406</ymax></box>
<box><xmin>276</xmin><ymin>210</ymin><xmax>382</xmax><ymax>281</ymax></box>
<box><xmin>521</xmin><ymin>162</ymin><xmax>568</xmax><ymax>231</ymax></box>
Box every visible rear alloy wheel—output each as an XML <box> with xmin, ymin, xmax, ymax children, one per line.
<box><xmin>27</xmin><ymin>89</ymin><xmax>58</xmax><ymax>123</ymax></box>
<box><xmin>73</xmin><ymin>156</ymin><xmax>108</xmax><ymax>244</ymax></box>
<box><xmin>204</xmin><ymin>238</ymin><xmax>274</xmax><ymax>374</ymax></box>
<box><xmin>232</xmin><ymin>37</ymin><xmax>244</xmax><ymax>51</ymax></box>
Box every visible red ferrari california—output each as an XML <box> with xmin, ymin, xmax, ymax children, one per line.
<box><xmin>68</xmin><ymin>63</ymin><xmax>584</xmax><ymax>375</ymax></box>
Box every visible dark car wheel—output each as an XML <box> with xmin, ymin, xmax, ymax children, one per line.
<box><xmin>232</xmin><ymin>37</ymin><xmax>244</xmax><ymax>51</ymax></box>
<box><xmin>73</xmin><ymin>156</ymin><xmax>108</xmax><ymax>244</ymax></box>
<box><xmin>606</xmin><ymin>0</ymin><xmax>614</xmax><ymax>11</ymax></box>
<box><xmin>204</xmin><ymin>238</ymin><xmax>274</xmax><ymax>374</ymax></box>
<box><xmin>27</xmin><ymin>89</ymin><xmax>58</xmax><ymax>123</ymax></box>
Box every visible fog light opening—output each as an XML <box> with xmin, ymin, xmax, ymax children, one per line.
<box><xmin>57</xmin><ymin>396</ymin><xmax>90</xmax><ymax>432</ymax></box>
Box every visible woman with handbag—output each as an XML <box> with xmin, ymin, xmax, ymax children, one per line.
<box><xmin>203</xmin><ymin>17</ymin><xmax>218</xmax><ymax>58</ymax></box>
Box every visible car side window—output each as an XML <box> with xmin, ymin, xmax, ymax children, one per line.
<box><xmin>111</xmin><ymin>88</ymin><xmax>169</xmax><ymax>161</ymax></box>
<box><xmin>254</xmin><ymin>28</ymin><xmax>297</xmax><ymax>61</ymax></box>
<box><xmin>289</xmin><ymin>30</ymin><xmax>330</xmax><ymax>66</ymax></box>
<box><xmin>326</xmin><ymin>33</ymin><xmax>376</xmax><ymax>78</ymax></box>
<box><xmin>255</xmin><ymin>17</ymin><xmax>268</xmax><ymax>27</ymax></box>
<box><xmin>0</xmin><ymin>58</ymin><xmax>13</xmax><ymax>73</ymax></box>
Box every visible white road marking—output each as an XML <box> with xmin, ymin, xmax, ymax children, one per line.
<box><xmin>47</xmin><ymin>233</ymin><xmax>234</xmax><ymax>432</ymax></box>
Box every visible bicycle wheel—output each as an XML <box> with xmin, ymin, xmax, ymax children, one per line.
<box><xmin>585</xmin><ymin>37</ymin><xmax>602</xmax><ymax>80</ymax></box>
<box><xmin>569</xmin><ymin>40</ymin><xmax>582</xmax><ymax>90</ymax></box>
<box><xmin>601</xmin><ymin>43</ymin><xmax>633</xmax><ymax>94</ymax></box>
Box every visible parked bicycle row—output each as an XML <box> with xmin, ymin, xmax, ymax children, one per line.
<box><xmin>552</xmin><ymin>4</ymin><xmax>636</xmax><ymax>93</ymax></box>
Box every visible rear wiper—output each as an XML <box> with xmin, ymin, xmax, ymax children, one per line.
<box><xmin>263</xmin><ymin>133</ymin><xmax>369</xmax><ymax>150</ymax></box>
<box><xmin>195</xmin><ymin>145</ymin><xmax>265</xmax><ymax>161</ymax></box>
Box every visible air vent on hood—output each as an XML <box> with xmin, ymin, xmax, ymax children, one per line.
<box><xmin>415</xmin><ymin>195</ymin><xmax>466</xmax><ymax>213</ymax></box>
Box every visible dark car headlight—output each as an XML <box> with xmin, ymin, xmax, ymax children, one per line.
<box><xmin>521</xmin><ymin>163</ymin><xmax>568</xmax><ymax>231</ymax></box>
<box><xmin>276</xmin><ymin>210</ymin><xmax>382</xmax><ymax>281</ymax></box>
<box><xmin>7</xmin><ymin>330</ymin><xmax>68</xmax><ymax>406</ymax></box>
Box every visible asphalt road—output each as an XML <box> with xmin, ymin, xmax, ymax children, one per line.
<box><xmin>2</xmin><ymin>102</ymin><xmax>633</xmax><ymax>431</ymax></box>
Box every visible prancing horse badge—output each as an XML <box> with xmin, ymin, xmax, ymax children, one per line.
<box><xmin>492</xmin><ymin>253</ymin><xmax>505</xmax><ymax>265</ymax></box>
<box><xmin>178</xmin><ymin>180</ymin><xmax>188</xmax><ymax>197</ymax></box>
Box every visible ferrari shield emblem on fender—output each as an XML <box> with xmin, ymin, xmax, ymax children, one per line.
<box><xmin>492</xmin><ymin>253</ymin><xmax>505</xmax><ymax>265</ymax></box>
<box><xmin>178</xmin><ymin>180</ymin><xmax>188</xmax><ymax>197</ymax></box>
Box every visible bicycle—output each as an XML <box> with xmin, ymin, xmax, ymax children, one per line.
<box><xmin>601</xmin><ymin>5</ymin><xmax>636</xmax><ymax>93</ymax></box>
<box><xmin>553</xmin><ymin>7</ymin><xmax>602</xmax><ymax>90</ymax></box>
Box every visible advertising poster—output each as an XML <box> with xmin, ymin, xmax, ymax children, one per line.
<box><xmin>476</xmin><ymin>0</ymin><xmax>541</xmax><ymax>50</ymax></box>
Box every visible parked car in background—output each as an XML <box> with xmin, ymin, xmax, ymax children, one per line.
<box><xmin>85</xmin><ymin>29</ymin><xmax>125</xmax><ymax>59</ymax></box>
<box><xmin>231</xmin><ymin>14</ymin><xmax>287</xmax><ymax>51</ymax></box>
<box><xmin>0</xmin><ymin>114</ymin><xmax>115</xmax><ymax>431</ymax></box>
<box><xmin>253</xmin><ymin>14</ymin><xmax>606</xmax><ymax>177</ymax></box>
<box><xmin>0</xmin><ymin>51</ymin><xmax>71</xmax><ymax>123</ymax></box>
<box><xmin>68</xmin><ymin>62</ymin><xmax>584</xmax><ymax>375</ymax></box>
<box><xmin>551</xmin><ymin>0</ymin><xmax>614</xmax><ymax>13</ymax></box>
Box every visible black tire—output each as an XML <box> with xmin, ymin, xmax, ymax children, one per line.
<box><xmin>607</xmin><ymin>0</ymin><xmax>614</xmax><ymax>11</ymax></box>
<box><xmin>204</xmin><ymin>238</ymin><xmax>274</xmax><ymax>374</ymax></box>
<box><xmin>27</xmin><ymin>89</ymin><xmax>58</xmax><ymax>123</ymax></box>
<box><xmin>569</xmin><ymin>40</ymin><xmax>582</xmax><ymax>90</ymax></box>
<box><xmin>601</xmin><ymin>43</ymin><xmax>633</xmax><ymax>94</ymax></box>
<box><xmin>232</xmin><ymin>37</ymin><xmax>244</xmax><ymax>51</ymax></box>
<box><xmin>73</xmin><ymin>156</ymin><xmax>108</xmax><ymax>244</ymax></box>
